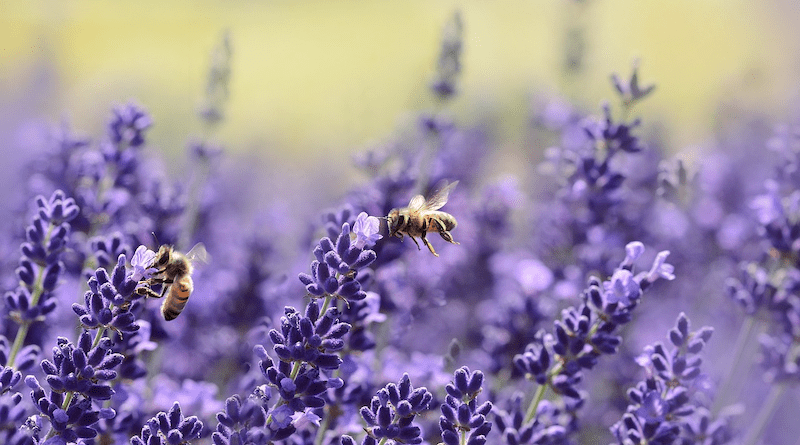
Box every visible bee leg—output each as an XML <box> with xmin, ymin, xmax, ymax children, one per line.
<box><xmin>136</xmin><ymin>286</ymin><xmax>163</xmax><ymax>299</ymax></box>
<box><xmin>135</xmin><ymin>277</ymin><xmax>173</xmax><ymax>299</ymax></box>
<box><xmin>421</xmin><ymin>233</ymin><xmax>439</xmax><ymax>257</ymax></box>
<box><xmin>408</xmin><ymin>235</ymin><xmax>422</xmax><ymax>251</ymax></box>
<box><xmin>439</xmin><ymin>230</ymin><xmax>459</xmax><ymax>245</ymax></box>
<box><xmin>432</xmin><ymin>219</ymin><xmax>459</xmax><ymax>245</ymax></box>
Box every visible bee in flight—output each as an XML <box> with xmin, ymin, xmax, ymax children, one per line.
<box><xmin>387</xmin><ymin>180</ymin><xmax>459</xmax><ymax>257</ymax></box>
<box><xmin>136</xmin><ymin>243</ymin><xmax>208</xmax><ymax>321</ymax></box>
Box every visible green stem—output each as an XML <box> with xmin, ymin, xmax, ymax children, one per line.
<box><xmin>289</xmin><ymin>361</ymin><xmax>302</xmax><ymax>379</ymax></box>
<box><xmin>264</xmin><ymin>361</ymin><xmax>305</xmax><ymax>428</ymax></box>
<box><xmin>620</xmin><ymin>100</ymin><xmax>633</xmax><ymax>122</ymax></box>
<box><xmin>521</xmin><ymin>316</ymin><xmax>605</xmax><ymax>424</ymax></box>
<box><xmin>92</xmin><ymin>327</ymin><xmax>107</xmax><ymax>349</ymax></box>
<box><xmin>61</xmin><ymin>391</ymin><xmax>75</xmax><ymax>410</ymax></box>
<box><xmin>43</xmin><ymin>390</ymin><xmax>77</xmax><ymax>440</ymax></box>
<box><xmin>524</xmin><ymin>382</ymin><xmax>548</xmax><ymax>424</ymax></box>
<box><xmin>741</xmin><ymin>383</ymin><xmax>786</xmax><ymax>445</ymax></box>
<box><xmin>712</xmin><ymin>315</ymin><xmax>757</xmax><ymax>415</ymax></box>
<box><xmin>8</xmin><ymin>222</ymin><xmax>55</xmax><ymax>368</ymax></box>
<box><xmin>320</xmin><ymin>295</ymin><xmax>333</xmax><ymax>316</ymax></box>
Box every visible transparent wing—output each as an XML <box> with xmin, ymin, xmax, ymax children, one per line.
<box><xmin>185</xmin><ymin>242</ymin><xmax>210</xmax><ymax>265</ymax></box>
<box><xmin>408</xmin><ymin>194</ymin><xmax>426</xmax><ymax>210</ymax></box>
<box><xmin>423</xmin><ymin>180</ymin><xmax>459</xmax><ymax>211</ymax></box>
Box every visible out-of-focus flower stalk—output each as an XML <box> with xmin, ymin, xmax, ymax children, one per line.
<box><xmin>741</xmin><ymin>384</ymin><xmax>786</xmax><ymax>445</ymax></box>
<box><xmin>712</xmin><ymin>315</ymin><xmax>756</xmax><ymax>415</ymax></box>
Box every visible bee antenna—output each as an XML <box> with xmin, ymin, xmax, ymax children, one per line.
<box><xmin>151</xmin><ymin>232</ymin><xmax>160</xmax><ymax>246</ymax></box>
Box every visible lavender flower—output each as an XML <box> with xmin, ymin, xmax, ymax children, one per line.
<box><xmin>25</xmin><ymin>339</ymin><xmax>119</xmax><ymax>443</ymax></box>
<box><xmin>211</xmin><ymin>394</ymin><xmax>269</xmax><ymax>445</ymax></box>
<box><xmin>248</xmin><ymin>301</ymin><xmax>349</xmax><ymax>440</ymax></box>
<box><xmin>298</xmin><ymin>221</ymin><xmax>378</xmax><ymax>303</ymax></box>
<box><xmin>72</xmin><ymin>254</ymin><xmax>141</xmax><ymax>335</ymax></box>
<box><xmin>511</xmin><ymin>243</ymin><xmax>674</xmax><ymax>440</ymax></box>
<box><xmin>610</xmin><ymin>60</ymin><xmax>656</xmax><ymax>109</ymax></box>
<box><xmin>610</xmin><ymin>313</ymin><xmax>720</xmax><ymax>444</ymax></box>
<box><xmin>197</xmin><ymin>30</ymin><xmax>233</xmax><ymax>128</ymax></box>
<box><xmin>351</xmin><ymin>212</ymin><xmax>382</xmax><ymax>250</ymax></box>
<box><xmin>584</xmin><ymin>102</ymin><xmax>644</xmax><ymax>154</ymax></box>
<box><xmin>130</xmin><ymin>245</ymin><xmax>158</xmax><ymax>283</ymax></box>
<box><xmin>268</xmin><ymin>301</ymin><xmax>350</xmax><ymax>371</ymax></box>
<box><xmin>439</xmin><ymin>367</ymin><xmax>492</xmax><ymax>445</ymax></box>
<box><xmin>90</xmin><ymin>232</ymin><xmax>131</xmax><ymax>271</ymax></box>
<box><xmin>4</xmin><ymin>190</ymin><xmax>78</xmax><ymax>372</ymax></box>
<box><xmin>130</xmin><ymin>402</ymin><xmax>203</xmax><ymax>445</ymax></box>
<box><xmin>430</xmin><ymin>11</ymin><xmax>463</xmax><ymax>101</ymax></box>
<box><xmin>108</xmin><ymin>102</ymin><xmax>152</xmax><ymax>149</ymax></box>
<box><xmin>343</xmin><ymin>373</ymin><xmax>433</xmax><ymax>445</ymax></box>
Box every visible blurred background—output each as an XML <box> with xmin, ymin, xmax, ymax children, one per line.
<box><xmin>3</xmin><ymin>0</ymin><xmax>800</xmax><ymax>173</ymax></box>
<box><xmin>2</xmin><ymin>4</ymin><xmax>800</xmax><ymax>443</ymax></box>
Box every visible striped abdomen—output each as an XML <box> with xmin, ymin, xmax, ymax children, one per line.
<box><xmin>161</xmin><ymin>275</ymin><xmax>193</xmax><ymax>321</ymax></box>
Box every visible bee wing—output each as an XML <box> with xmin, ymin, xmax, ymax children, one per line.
<box><xmin>185</xmin><ymin>242</ymin><xmax>210</xmax><ymax>265</ymax></box>
<box><xmin>423</xmin><ymin>180</ymin><xmax>459</xmax><ymax>211</ymax></box>
<box><xmin>407</xmin><ymin>194</ymin><xmax>426</xmax><ymax>210</ymax></box>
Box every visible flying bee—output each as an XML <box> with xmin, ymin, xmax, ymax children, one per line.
<box><xmin>387</xmin><ymin>180</ymin><xmax>459</xmax><ymax>257</ymax></box>
<box><xmin>136</xmin><ymin>243</ymin><xmax>208</xmax><ymax>321</ymax></box>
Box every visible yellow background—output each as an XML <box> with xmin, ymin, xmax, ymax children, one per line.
<box><xmin>2</xmin><ymin>0</ymin><xmax>798</xmax><ymax>165</ymax></box>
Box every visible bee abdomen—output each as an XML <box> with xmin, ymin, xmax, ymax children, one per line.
<box><xmin>161</xmin><ymin>277</ymin><xmax>193</xmax><ymax>321</ymax></box>
<box><xmin>440</xmin><ymin>217</ymin><xmax>457</xmax><ymax>231</ymax></box>
<box><xmin>427</xmin><ymin>214</ymin><xmax>457</xmax><ymax>232</ymax></box>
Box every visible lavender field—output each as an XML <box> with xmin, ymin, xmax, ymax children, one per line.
<box><xmin>2</xmin><ymin>4</ymin><xmax>800</xmax><ymax>445</ymax></box>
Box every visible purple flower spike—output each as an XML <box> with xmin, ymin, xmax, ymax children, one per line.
<box><xmin>5</xmin><ymin>190</ymin><xmax>78</xmax><ymax>359</ymax></box>
<box><xmin>440</xmin><ymin>366</ymin><xmax>492</xmax><ymax>445</ymax></box>
<box><xmin>73</xmin><ymin>259</ymin><xmax>141</xmax><ymax>334</ymax></box>
<box><xmin>359</xmin><ymin>374</ymin><xmax>432</xmax><ymax>444</ymax></box>
<box><xmin>611</xmin><ymin>313</ymin><xmax>724</xmax><ymax>445</ymax></box>
<box><xmin>299</xmin><ymin>215</ymin><xmax>380</xmax><ymax>304</ymax></box>
<box><xmin>108</xmin><ymin>102</ymin><xmax>152</xmax><ymax>148</ymax></box>
<box><xmin>610</xmin><ymin>59</ymin><xmax>656</xmax><ymax>105</ymax></box>
<box><xmin>131</xmin><ymin>402</ymin><xmax>203</xmax><ymax>445</ymax></box>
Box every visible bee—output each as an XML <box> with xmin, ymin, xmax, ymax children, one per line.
<box><xmin>136</xmin><ymin>243</ymin><xmax>208</xmax><ymax>321</ymax></box>
<box><xmin>387</xmin><ymin>180</ymin><xmax>459</xmax><ymax>257</ymax></box>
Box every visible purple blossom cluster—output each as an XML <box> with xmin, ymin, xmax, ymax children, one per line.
<box><xmin>2</xmin><ymin>11</ymin><xmax>799</xmax><ymax>445</ymax></box>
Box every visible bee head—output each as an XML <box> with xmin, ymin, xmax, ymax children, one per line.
<box><xmin>385</xmin><ymin>210</ymin><xmax>402</xmax><ymax>236</ymax></box>
<box><xmin>154</xmin><ymin>245</ymin><xmax>173</xmax><ymax>268</ymax></box>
